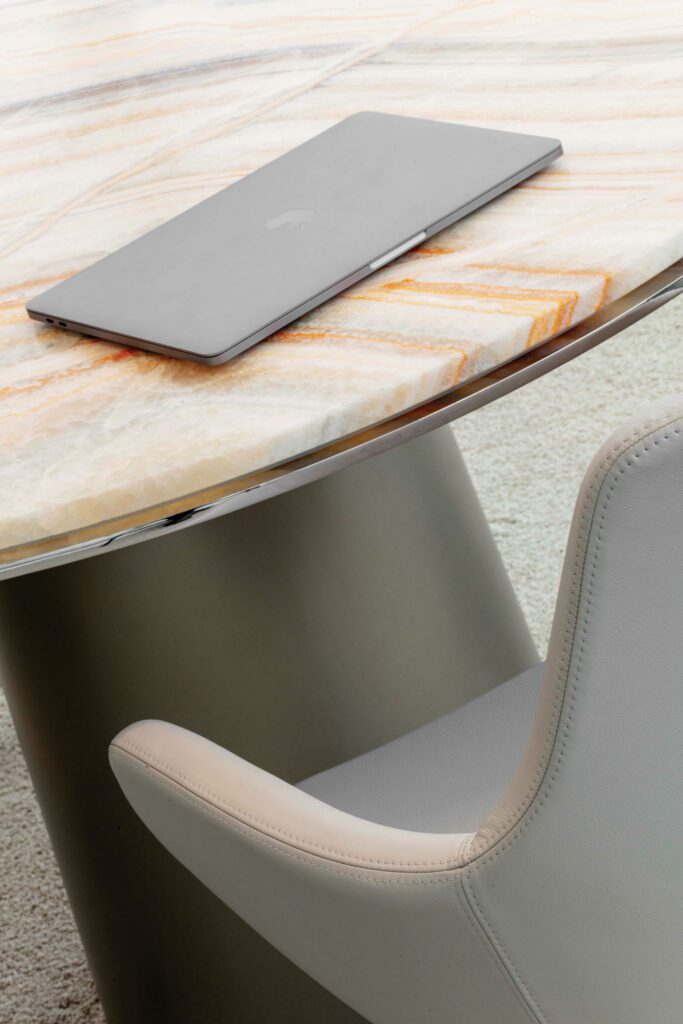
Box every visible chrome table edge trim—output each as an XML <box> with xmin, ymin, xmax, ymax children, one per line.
<box><xmin>2</xmin><ymin>259</ymin><xmax>682</xmax><ymax>580</ymax></box>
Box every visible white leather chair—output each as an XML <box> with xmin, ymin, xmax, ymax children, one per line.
<box><xmin>110</xmin><ymin>394</ymin><xmax>683</xmax><ymax>1024</ymax></box>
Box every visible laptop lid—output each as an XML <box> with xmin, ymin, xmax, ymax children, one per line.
<box><xmin>27</xmin><ymin>113</ymin><xmax>561</xmax><ymax>364</ymax></box>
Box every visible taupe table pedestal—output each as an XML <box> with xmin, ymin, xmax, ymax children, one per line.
<box><xmin>0</xmin><ymin>428</ymin><xmax>536</xmax><ymax>1024</ymax></box>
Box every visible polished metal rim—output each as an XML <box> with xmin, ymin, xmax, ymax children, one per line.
<box><xmin>2</xmin><ymin>260</ymin><xmax>682</xmax><ymax>580</ymax></box>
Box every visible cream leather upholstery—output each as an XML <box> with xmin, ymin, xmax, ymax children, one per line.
<box><xmin>110</xmin><ymin>394</ymin><xmax>683</xmax><ymax>1024</ymax></box>
<box><xmin>299</xmin><ymin>664</ymin><xmax>543</xmax><ymax>833</ymax></box>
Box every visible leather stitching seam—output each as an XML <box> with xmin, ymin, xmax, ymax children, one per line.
<box><xmin>455</xmin><ymin>877</ymin><xmax>541</xmax><ymax>1023</ymax></box>
<box><xmin>465</xmin><ymin>417</ymin><xmax>667</xmax><ymax>859</ymax></box>
<box><xmin>116</xmin><ymin>749</ymin><xmax>471</xmax><ymax>876</ymax></box>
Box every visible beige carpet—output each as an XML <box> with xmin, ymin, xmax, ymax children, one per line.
<box><xmin>1</xmin><ymin>296</ymin><xmax>681</xmax><ymax>1023</ymax></box>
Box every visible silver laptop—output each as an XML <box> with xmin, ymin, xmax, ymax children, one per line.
<box><xmin>27</xmin><ymin>113</ymin><xmax>562</xmax><ymax>365</ymax></box>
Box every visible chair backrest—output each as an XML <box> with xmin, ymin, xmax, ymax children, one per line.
<box><xmin>465</xmin><ymin>393</ymin><xmax>683</xmax><ymax>1024</ymax></box>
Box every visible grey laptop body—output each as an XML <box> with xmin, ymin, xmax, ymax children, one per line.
<box><xmin>27</xmin><ymin>113</ymin><xmax>562</xmax><ymax>364</ymax></box>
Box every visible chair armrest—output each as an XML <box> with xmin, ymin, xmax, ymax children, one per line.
<box><xmin>110</xmin><ymin>719</ymin><xmax>469</xmax><ymax>874</ymax></box>
<box><xmin>109</xmin><ymin>721</ymin><xmax>529</xmax><ymax>1024</ymax></box>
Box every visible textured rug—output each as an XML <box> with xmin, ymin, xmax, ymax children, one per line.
<box><xmin>1</xmin><ymin>295</ymin><xmax>681</xmax><ymax>1022</ymax></box>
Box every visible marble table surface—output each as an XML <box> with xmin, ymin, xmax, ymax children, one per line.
<box><xmin>2</xmin><ymin>0</ymin><xmax>683</xmax><ymax>558</ymax></box>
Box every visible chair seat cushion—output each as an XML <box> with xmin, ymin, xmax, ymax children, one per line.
<box><xmin>298</xmin><ymin>664</ymin><xmax>543</xmax><ymax>834</ymax></box>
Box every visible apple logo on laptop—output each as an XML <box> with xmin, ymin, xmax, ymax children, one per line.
<box><xmin>266</xmin><ymin>208</ymin><xmax>315</xmax><ymax>230</ymax></box>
